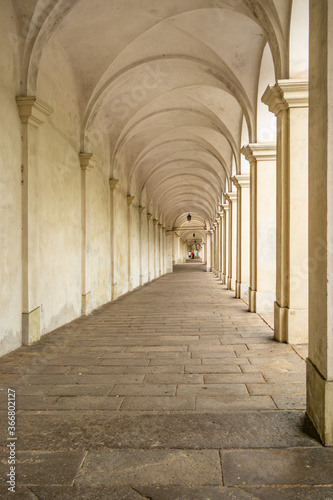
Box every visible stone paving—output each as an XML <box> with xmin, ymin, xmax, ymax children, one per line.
<box><xmin>0</xmin><ymin>263</ymin><xmax>332</xmax><ymax>499</ymax></box>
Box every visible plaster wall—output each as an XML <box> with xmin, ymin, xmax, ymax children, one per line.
<box><xmin>0</xmin><ymin>3</ymin><xmax>22</xmax><ymax>355</ymax></box>
<box><xmin>37</xmin><ymin>40</ymin><xmax>81</xmax><ymax>334</ymax></box>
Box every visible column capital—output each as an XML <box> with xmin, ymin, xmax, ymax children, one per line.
<box><xmin>225</xmin><ymin>192</ymin><xmax>237</xmax><ymax>203</ymax></box>
<box><xmin>158</xmin><ymin>223</ymin><xmax>163</xmax><ymax>228</ymax></box>
<box><xmin>147</xmin><ymin>213</ymin><xmax>153</xmax><ymax>221</ymax></box>
<box><xmin>16</xmin><ymin>96</ymin><xmax>53</xmax><ymax>127</ymax></box>
<box><xmin>79</xmin><ymin>153</ymin><xmax>99</xmax><ymax>171</ymax></box>
<box><xmin>138</xmin><ymin>206</ymin><xmax>145</xmax><ymax>214</ymax></box>
<box><xmin>153</xmin><ymin>219</ymin><xmax>158</xmax><ymax>226</ymax></box>
<box><xmin>241</xmin><ymin>143</ymin><xmax>276</xmax><ymax>162</ymax></box>
<box><xmin>127</xmin><ymin>195</ymin><xmax>135</xmax><ymax>206</ymax></box>
<box><xmin>262</xmin><ymin>79</ymin><xmax>308</xmax><ymax>115</ymax></box>
<box><xmin>109</xmin><ymin>178</ymin><xmax>119</xmax><ymax>191</ymax></box>
<box><xmin>232</xmin><ymin>174</ymin><xmax>250</xmax><ymax>189</ymax></box>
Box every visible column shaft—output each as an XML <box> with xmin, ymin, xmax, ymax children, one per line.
<box><xmin>306</xmin><ymin>0</ymin><xmax>333</xmax><ymax>446</ymax></box>
<box><xmin>262</xmin><ymin>79</ymin><xmax>309</xmax><ymax>343</ymax></box>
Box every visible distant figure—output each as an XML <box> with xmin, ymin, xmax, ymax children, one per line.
<box><xmin>191</xmin><ymin>252</ymin><xmax>195</xmax><ymax>259</ymax></box>
<box><xmin>188</xmin><ymin>251</ymin><xmax>191</xmax><ymax>258</ymax></box>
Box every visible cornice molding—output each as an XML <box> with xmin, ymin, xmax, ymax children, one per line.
<box><xmin>232</xmin><ymin>174</ymin><xmax>250</xmax><ymax>189</ymax></box>
<box><xmin>109</xmin><ymin>178</ymin><xmax>119</xmax><ymax>191</ymax></box>
<box><xmin>16</xmin><ymin>96</ymin><xmax>53</xmax><ymax>127</ymax></box>
<box><xmin>79</xmin><ymin>153</ymin><xmax>99</xmax><ymax>171</ymax></box>
<box><xmin>127</xmin><ymin>195</ymin><xmax>135</xmax><ymax>206</ymax></box>
<box><xmin>262</xmin><ymin>79</ymin><xmax>308</xmax><ymax>116</ymax></box>
<box><xmin>241</xmin><ymin>144</ymin><xmax>276</xmax><ymax>162</ymax></box>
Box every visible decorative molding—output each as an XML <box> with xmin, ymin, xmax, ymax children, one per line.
<box><xmin>241</xmin><ymin>144</ymin><xmax>276</xmax><ymax>162</ymax></box>
<box><xmin>127</xmin><ymin>195</ymin><xmax>135</xmax><ymax>206</ymax></box>
<box><xmin>261</xmin><ymin>79</ymin><xmax>308</xmax><ymax>116</ymax></box>
<box><xmin>16</xmin><ymin>96</ymin><xmax>53</xmax><ymax>127</ymax></box>
<box><xmin>79</xmin><ymin>153</ymin><xmax>99</xmax><ymax>171</ymax></box>
<box><xmin>232</xmin><ymin>174</ymin><xmax>250</xmax><ymax>189</ymax></box>
<box><xmin>109</xmin><ymin>178</ymin><xmax>119</xmax><ymax>191</ymax></box>
<box><xmin>225</xmin><ymin>192</ymin><xmax>237</xmax><ymax>203</ymax></box>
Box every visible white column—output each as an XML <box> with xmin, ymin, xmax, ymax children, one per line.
<box><xmin>79</xmin><ymin>153</ymin><xmax>99</xmax><ymax>314</ymax></box>
<box><xmin>17</xmin><ymin>97</ymin><xmax>53</xmax><ymax>344</ymax></box>
<box><xmin>127</xmin><ymin>195</ymin><xmax>135</xmax><ymax>291</ymax></box>
<box><xmin>306</xmin><ymin>0</ymin><xmax>333</xmax><ymax>446</ymax></box>
<box><xmin>147</xmin><ymin>213</ymin><xmax>153</xmax><ymax>281</ymax></box>
<box><xmin>206</xmin><ymin>231</ymin><xmax>212</xmax><ymax>271</ymax></box>
<box><xmin>222</xmin><ymin>203</ymin><xmax>229</xmax><ymax>285</ymax></box>
<box><xmin>109</xmin><ymin>179</ymin><xmax>119</xmax><ymax>300</ymax></box>
<box><xmin>232</xmin><ymin>175</ymin><xmax>250</xmax><ymax>299</ymax></box>
<box><xmin>241</xmin><ymin>145</ymin><xmax>276</xmax><ymax>313</ymax></box>
<box><xmin>225</xmin><ymin>192</ymin><xmax>237</xmax><ymax>291</ymax></box>
<box><xmin>262</xmin><ymin>79</ymin><xmax>309</xmax><ymax>343</ymax></box>
<box><xmin>219</xmin><ymin>210</ymin><xmax>224</xmax><ymax>281</ymax></box>
<box><xmin>153</xmin><ymin>219</ymin><xmax>158</xmax><ymax>278</ymax></box>
<box><xmin>138</xmin><ymin>206</ymin><xmax>145</xmax><ymax>286</ymax></box>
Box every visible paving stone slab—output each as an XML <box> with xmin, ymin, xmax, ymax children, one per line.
<box><xmin>77</xmin><ymin>375</ymin><xmax>144</xmax><ymax>384</ymax></box>
<box><xmin>222</xmin><ymin>448</ymin><xmax>333</xmax><ymax>486</ymax></box>
<box><xmin>272</xmin><ymin>396</ymin><xmax>306</xmax><ymax>410</ymax></box>
<box><xmin>0</xmin><ymin>487</ymin><xmax>38</xmax><ymax>499</ymax></box>
<box><xmin>247</xmin><ymin>383</ymin><xmax>306</xmax><ymax>396</ymax></box>
<box><xmin>75</xmin><ymin>450</ymin><xmax>222</xmax><ymax>487</ymax></box>
<box><xmin>0</xmin><ymin>451</ymin><xmax>86</xmax><ymax>486</ymax></box>
<box><xmin>50</xmin><ymin>396</ymin><xmax>124</xmax><ymax>410</ymax></box>
<box><xmin>1</xmin><ymin>411</ymin><xmax>320</xmax><ymax>451</ymax></box>
<box><xmin>177</xmin><ymin>384</ymin><xmax>248</xmax><ymax>396</ymax></box>
<box><xmin>204</xmin><ymin>374</ymin><xmax>265</xmax><ymax>384</ymax></box>
<box><xmin>46</xmin><ymin>384</ymin><xmax>111</xmax><ymax>396</ymax></box>
<box><xmin>28</xmin><ymin>486</ymin><xmax>144</xmax><ymax>500</ymax></box>
<box><xmin>144</xmin><ymin>374</ymin><xmax>203</xmax><ymax>384</ymax></box>
<box><xmin>242</xmin><ymin>486</ymin><xmax>333</xmax><ymax>500</ymax></box>
<box><xmin>120</xmin><ymin>396</ymin><xmax>195</xmax><ymax>411</ymax></box>
<box><xmin>110</xmin><ymin>384</ymin><xmax>177</xmax><ymax>396</ymax></box>
<box><xmin>195</xmin><ymin>396</ymin><xmax>276</xmax><ymax>411</ymax></box>
<box><xmin>136</xmin><ymin>486</ymin><xmax>258</xmax><ymax>500</ymax></box>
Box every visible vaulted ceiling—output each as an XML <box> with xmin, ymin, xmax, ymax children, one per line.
<box><xmin>14</xmin><ymin>0</ymin><xmax>294</xmax><ymax>234</ymax></box>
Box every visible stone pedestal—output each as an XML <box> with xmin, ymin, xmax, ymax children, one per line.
<box><xmin>241</xmin><ymin>145</ymin><xmax>276</xmax><ymax>313</ymax></box>
<box><xmin>262</xmin><ymin>79</ymin><xmax>309</xmax><ymax>343</ymax></box>
<box><xmin>232</xmin><ymin>175</ymin><xmax>250</xmax><ymax>299</ymax></box>
<box><xmin>17</xmin><ymin>97</ymin><xmax>53</xmax><ymax>344</ymax></box>
<box><xmin>306</xmin><ymin>0</ymin><xmax>333</xmax><ymax>446</ymax></box>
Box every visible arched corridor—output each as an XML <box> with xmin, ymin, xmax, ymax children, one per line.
<box><xmin>2</xmin><ymin>262</ymin><xmax>333</xmax><ymax>497</ymax></box>
<box><xmin>1</xmin><ymin>0</ymin><xmax>333</xmax><ymax>491</ymax></box>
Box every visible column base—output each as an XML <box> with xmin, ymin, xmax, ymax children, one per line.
<box><xmin>227</xmin><ymin>277</ymin><xmax>232</xmax><ymax>290</ymax></box>
<box><xmin>22</xmin><ymin>306</ymin><xmax>41</xmax><ymax>345</ymax></box>
<box><xmin>222</xmin><ymin>273</ymin><xmax>227</xmax><ymax>284</ymax></box>
<box><xmin>307</xmin><ymin>358</ymin><xmax>333</xmax><ymax>446</ymax></box>
<box><xmin>112</xmin><ymin>282</ymin><xmax>118</xmax><ymax>300</ymax></box>
<box><xmin>249</xmin><ymin>288</ymin><xmax>256</xmax><ymax>312</ymax></box>
<box><xmin>128</xmin><ymin>280</ymin><xmax>133</xmax><ymax>292</ymax></box>
<box><xmin>274</xmin><ymin>301</ymin><xmax>308</xmax><ymax>343</ymax></box>
<box><xmin>81</xmin><ymin>292</ymin><xmax>92</xmax><ymax>316</ymax></box>
<box><xmin>236</xmin><ymin>282</ymin><xmax>249</xmax><ymax>299</ymax></box>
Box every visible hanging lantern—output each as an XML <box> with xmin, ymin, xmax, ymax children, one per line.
<box><xmin>187</xmin><ymin>213</ymin><xmax>191</xmax><ymax>222</ymax></box>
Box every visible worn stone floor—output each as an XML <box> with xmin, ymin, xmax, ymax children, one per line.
<box><xmin>0</xmin><ymin>264</ymin><xmax>332</xmax><ymax>499</ymax></box>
